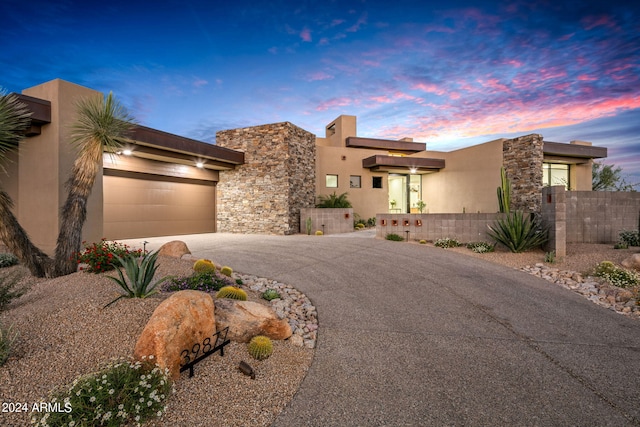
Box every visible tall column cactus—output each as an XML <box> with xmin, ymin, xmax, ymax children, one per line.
<box><xmin>497</xmin><ymin>167</ymin><xmax>511</xmax><ymax>213</ymax></box>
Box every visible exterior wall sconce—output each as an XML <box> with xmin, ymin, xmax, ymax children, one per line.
<box><xmin>410</xmin><ymin>168</ymin><xmax>417</xmax><ymax>174</ymax></box>
<box><xmin>381</xmin><ymin>219</ymin><xmax>387</xmax><ymax>226</ymax></box>
<box><xmin>391</xmin><ymin>219</ymin><xmax>398</xmax><ymax>226</ymax></box>
<box><xmin>341</xmin><ymin>155</ymin><xmax>346</xmax><ymax>160</ymax></box>
<box><xmin>345</xmin><ymin>213</ymin><xmax>350</xmax><ymax>219</ymax></box>
<box><xmin>415</xmin><ymin>219</ymin><xmax>422</xmax><ymax>226</ymax></box>
<box><xmin>403</xmin><ymin>219</ymin><xmax>410</xmax><ymax>226</ymax></box>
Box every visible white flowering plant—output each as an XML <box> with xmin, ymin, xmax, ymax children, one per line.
<box><xmin>32</xmin><ymin>357</ymin><xmax>173</xmax><ymax>427</ymax></box>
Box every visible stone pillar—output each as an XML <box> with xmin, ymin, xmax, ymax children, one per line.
<box><xmin>216</xmin><ymin>122</ymin><xmax>316</xmax><ymax>234</ymax></box>
<box><xmin>541</xmin><ymin>186</ymin><xmax>566</xmax><ymax>257</ymax></box>
<box><xmin>502</xmin><ymin>134</ymin><xmax>544</xmax><ymax>213</ymax></box>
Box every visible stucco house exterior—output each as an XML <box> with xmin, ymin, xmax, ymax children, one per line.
<box><xmin>1</xmin><ymin>79</ymin><xmax>607</xmax><ymax>253</ymax></box>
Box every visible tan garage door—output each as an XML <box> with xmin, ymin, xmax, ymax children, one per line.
<box><xmin>103</xmin><ymin>174</ymin><xmax>216</xmax><ymax>240</ymax></box>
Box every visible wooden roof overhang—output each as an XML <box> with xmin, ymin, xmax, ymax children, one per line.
<box><xmin>346</xmin><ymin>136</ymin><xmax>426</xmax><ymax>153</ymax></box>
<box><xmin>543</xmin><ymin>141</ymin><xmax>607</xmax><ymax>164</ymax></box>
<box><xmin>362</xmin><ymin>155</ymin><xmax>445</xmax><ymax>173</ymax></box>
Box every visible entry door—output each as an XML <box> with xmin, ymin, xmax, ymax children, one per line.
<box><xmin>388</xmin><ymin>174</ymin><xmax>407</xmax><ymax>212</ymax></box>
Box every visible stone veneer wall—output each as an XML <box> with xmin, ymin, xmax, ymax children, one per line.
<box><xmin>216</xmin><ymin>122</ymin><xmax>316</xmax><ymax>234</ymax></box>
<box><xmin>502</xmin><ymin>134</ymin><xmax>544</xmax><ymax>213</ymax></box>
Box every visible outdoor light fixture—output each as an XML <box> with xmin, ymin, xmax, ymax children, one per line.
<box><xmin>196</xmin><ymin>162</ymin><xmax>204</xmax><ymax>168</ymax></box>
<box><xmin>122</xmin><ymin>149</ymin><xmax>132</xmax><ymax>156</ymax></box>
<box><xmin>410</xmin><ymin>167</ymin><xmax>417</xmax><ymax>174</ymax></box>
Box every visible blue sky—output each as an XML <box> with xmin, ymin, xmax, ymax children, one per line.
<box><xmin>2</xmin><ymin>0</ymin><xmax>639</xmax><ymax>186</ymax></box>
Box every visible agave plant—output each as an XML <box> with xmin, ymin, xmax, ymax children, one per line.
<box><xmin>487</xmin><ymin>211</ymin><xmax>548</xmax><ymax>253</ymax></box>
<box><xmin>105</xmin><ymin>250</ymin><xmax>168</xmax><ymax>307</ymax></box>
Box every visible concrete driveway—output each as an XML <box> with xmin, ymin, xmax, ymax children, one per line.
<box><xmin>125</xmin><ymin>232</ymin><xmax>640</xmax><ymax>426</ymax></box>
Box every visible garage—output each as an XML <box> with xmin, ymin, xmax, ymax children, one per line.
<box><xmin>103</xmin><ymin>172</ymin><xmax>217</xmax><ymax>240</ymax></box>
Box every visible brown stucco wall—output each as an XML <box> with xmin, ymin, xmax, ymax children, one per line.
<box><xmin>216</xmin><ymin>122</ymin><xmax>316</xmax><ymax>234</ymax></box>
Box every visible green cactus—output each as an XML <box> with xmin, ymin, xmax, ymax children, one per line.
<box><xmin>247</xmin><ymin>335</ymin><xmax>273</xmax><ymax>360</ymax></box>
<box><xmin>315</xmin><ymin>230</ymin><xmax>323</xmax><ymax>236</ymax></box>
<box><xmin>306</xmin><ymin>217</ymin><xmax>312</xmax><ymax>235</ymax></box>
<box><xmin>262</xmin><ymin>289</ymin><xmax>281</xmax><ymax>301</ymax></box>
<box><xmin>193</xmin><ymin>259</ymin><xmax>215</xmax><ymax>273</ymax></box>
<box><xmin>216</xmin><ymin>286</ymin><xmax>247</xmax><ymax>301</ymax></box>
<box><xmin>497</xmin><ymin>167</ymin><xmax>511</xmax><ymax>213</ymax></box>
<box><xmin>220</xmin><ymin>266</ymin><xmax>233</xmax><ymax>277</ymax></box>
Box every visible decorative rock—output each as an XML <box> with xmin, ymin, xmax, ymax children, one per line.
<box><xmin>621</xmin><ymin>254</ymin><xmax>640</xmax><ymax>271</ymax></box>
<box><xmin>158</xmin><ymin>240</ymin><xmax>191</xmax><ymax>258</ymax></box>
<box><xmin>214</xmin><ymin>299</ymin><xmax>292</xmax><ymax>343</ymax></box>
<box><xmin>134</xmin><ymin>290</ymin><xmax>215</xmax><ymax>380</ymax></box>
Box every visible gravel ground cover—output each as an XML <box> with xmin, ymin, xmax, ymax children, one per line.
<box><xmin>1</xmin><ymin>241</ymin><xmax>638</xmax><ymax>426</ymax></box>
<box><xmin>0</xmin><ymin>257</ymin><xmax>312</xmax><ymax>427</ymax></box>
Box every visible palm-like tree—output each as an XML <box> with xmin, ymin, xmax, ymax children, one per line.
<box><xmin>0</xmin><ymin>89</ymin><xmax>134</xmax><ymax>277</ymax></box>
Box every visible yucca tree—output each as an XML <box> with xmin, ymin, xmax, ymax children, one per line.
<box><xmin>53</xmin><ymin>92</ymin><xmax>135</xmax><ymax>276</ymax></box>
<box><xmin>0</xmin><ymin>89</ymin><xmax>134</xmax><ymax>277</ymax></box>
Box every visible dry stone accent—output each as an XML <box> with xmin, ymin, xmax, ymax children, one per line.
<box><xmin>216</xmin><ymin>122</ymin><xmax>316</xmax><ymax>234</ymax></box>
<box><xmin>503</xmin><ymin>134</ymin><xmax>543</xmax><ymax>213</ymax></box>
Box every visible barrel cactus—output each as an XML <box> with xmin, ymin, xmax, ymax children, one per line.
<box><xmin>220</xmin><ymin>266</ymin><xmax>233</xmax><ymax>277</ymax></box>
<box><xmin>315</xmin><ymin>230</ymin><xmax>323</xmax><ymax>236</ymax></box>
<box><xmin>193</xmin><ymin>259</ymin><xmax>215</xmax><ymax>273</ymax></box>
<box><xmin>247</xmin><ymin>335</ymin><xmax>273</xmax><ymax>360</ymax></box>
<box><xmin>216</xmin><ymin>286</ymin><xmax>247</xmax><ymax>301</ymax></box>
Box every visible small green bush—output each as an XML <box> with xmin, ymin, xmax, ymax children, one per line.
<box><xmin>316</xmin><ymin>191</ymin><xmax>352</xmax><ymax>208</ymax></box>
<box><xmin>619</xmin><ymin>230</ymin><xmax>640</xmax><ymax>247</ymax></box>
<box><xmin>385</xmin><ymin>233</ymin><xmax>404</xmax><ymax>241</ymax></box>
<box><xmin>366</xmin><ymin>217</ymin><xmax>376</xmax><ymax>227</ymax></box>
<box><xmin>76</xmin><ymin>239</ymin><xmax>143</xmax><ymax>273</ymax></box>
<box><xmin>487</xmin><ymin>211</ymin><xmax>548</xmax><ymax>253</ymax></box>
<box><xmin>162</xmin><ymin>271</ymin><xmax>234</xmax><ymax>293</ymax></box>
<box><xmin>466</xmin><ymin>241</ymin><xmax>495</xmax><ymax>253</ymax></box>
<box><xmin>544</xmin><ymin>251</ymin><xmax>556</xmax><ymax>264</ymax></box>
<box><xmin>434</xmin><ymin>237</ymin><xmax>461</xmax><ymax>248</ymax></box>
<box><xmin>31</xmin><ymin>358</ymin><xmax>172</xmax><ymax>427</ymax></box>
<box><xmin>262</xmin><ymin>289</ymin><xmax>281</xmax><ymax>301</ymax></box>
<box><xmin>105</xmin><ymin>251</ymin><xmax>169</xmax><ymax>307</ymax></box>
<box><xmin>0</xmin><ymin>253</ymin><xmax>19</xmax><ymax>268</ymax></box>
<box><xmin>0</xmin><ymin>322</ymin><xmax>18</xmax><ymax>366</ymax></box>
<box><xmin>595</xmin><ymin>261</ymin><xmax>640</xmax><ymax>288</ymax></box>
<box><xmin>0</xmin><ymin>270</ymin><xmax>28</xmax><ymax>311</ymax></box>
<box><xmin>614</xmin><ymin>241</ymin><xmax>629</xmax><ymax>250</ymax></box>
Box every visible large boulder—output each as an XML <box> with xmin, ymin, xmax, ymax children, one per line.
<box><xmin>158</xmin><ymin>240</ymin><xmax>191</xmax><ymax>258</ymax></box>
<box><xmin>134</xmin><ymin>290</ymin><xmax>215</xmax><ymax>380</ymax></box>
<box><xmin>214</xmin><ymin>299</ymin><xmax>292</xmax><ymax>343</ymax></box>
<box><xmin>621</xmin><ymin>253</ymin><xmax>640</xmax><ymax>271</ymax></box>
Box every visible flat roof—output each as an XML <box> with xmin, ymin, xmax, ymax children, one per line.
<box><xmin>347</xmin><ymin>137</ymin><xmax>426</xmax><ymax>153</ymax></box>
<box><xmin>543</xmin><ymin>141</ymin><xmax>607</xmax><ymax>159</ymax></box>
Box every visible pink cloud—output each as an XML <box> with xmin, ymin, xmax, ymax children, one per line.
<box><xmin>412</xmin><ymin>83</ymin><xmax>447</xmax><ymax>96</ymax></box>
<box><xmin>305</xmin><ymin>71</ymin><xmax>333</xmax><ymax>81</ymax></box>
<box><xmin>582</xmin><ymin>14</ymin><xmax>619</xmax><ymax>31</ymax></box>
<box><xmin>300</xmin><ymin>27</ymin><xmax>312</xmax><ymax>42</ymax></box>
<box><xmin>346</xmin><ymin>12</ymin><xmax>367</xmax><ymax>32</ymax></box>
<box><xmin>315</xmin><ymin>97</ymin><xmax>354</xmax><ymax>111</ymax></box>
<box><xmin>577</xmin><ymin>74</ymin><xmax>597</xmax><ymax>81</ymax></box>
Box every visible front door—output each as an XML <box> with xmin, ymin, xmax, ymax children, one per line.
<box><xmin>388</xmin><ymin>174</ymin><xmax>422</xmax><ymax>213</ymax></box>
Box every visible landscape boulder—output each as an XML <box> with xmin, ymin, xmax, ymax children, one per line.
<box><xmin>134</xmin><ymin>290</ymin><xmax>215</xmax><ymax>379</ymax></box>
<box><xmin>621</xmin><ymin>253</ymin><xmax>640</xmax><ymax>271</ymax></box>
<box><xmin>214</xmin><ymin>299</ymin><xmax>292</xmax><ymax>343</ymax></box>
<box><xmin>158</xmin><ymin>240</ymin><xmax>191</xmax><ymax>258</ymax></box>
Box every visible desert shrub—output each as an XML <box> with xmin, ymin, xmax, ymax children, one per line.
<box><xmin>385</xmin><ymin>233</ymin><xmax>404</xmax><ymax>241</ymax></box>
<box><xmin>262</xmin><ymin>289</ymin><xmax>281</xmax><ymax>301</ymax></box>
<box><xmin>595</xmin><ymin>261</ymin><xmax>640</xmax><ymax>288</ymax></box>
<box><xmin>614</xmin><ymin>241</ymin><xmax>629</xmax><ymax>249</ymax></box>
<box><xmin>105</xmin><ymin>251</ymin><xmax>168</xmax><ymax>307</ymax></box>
<box><xmin>434</xmin><ymin>237</ymin><xmax>461</xmax><ymax>248</ymax></box>
<box><xmin>618</xmin><ymin>230</ymin><xmax>640</xmax><ymax>247</ymax></box>
<box><xmin>31</xmin><ymin>357</ymin><xmax>172</xmax><ymax>427</ymax></box>
<box><xmin>163</xmin><ymin>271</ymin><xmax>234</xmax><ymax>293</ymax></box>
<box><xmin>487</xmin><ymin>211</ymin><xmax>548</xmax><ymax>253</ymax></box>
<box><xmin>316</xmin><ymin>191</ymin><xmax>352</xmax><ymax>208</ymax></box>
<box><xmin>366</xmin><ymin>217</ymin><xmax>376</xmax><ymax>227</ymax></box>
<box><xmin>466</xmin><ymin>241</ymin><xmax>495</xmax><ymax>253</ymax></box>
<box><xmin>76</xmin><ymin>239</ymin><xmax>143</xmax><ymax>273</ymax></box>
<box><xmin>0</xmin><ymin>253</ymin><xmax>19</xmax><ymax>268</ymax></box>
<box><xmin>544</xmin><ymin>251</ymin><xmax>556</xmax><ymax>264</ymax></box>
<box><xmin>0</xmin><ymin>322</ymin><xmax>18</xmax><ymax>366</ymax></box>
<box><xmin>0</xmin><ymin>270</ymin><xmax>28</xmax><ymax>311</ymax></box>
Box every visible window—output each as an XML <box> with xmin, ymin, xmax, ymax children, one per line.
<box><xmin>325</xmin><ymin>174</ymin><xmax>338</xmax><ymax>188</ymax></box>
<box><xmin>543</xmin><ymin>163</ymin><xmax>570</xmax><ymax>189</ymax></box>
<box><xmin>372</xmin><ymin>176</ymin><xmax>383</xmax><ymax>189</ymax></box>
<box><xmin>350</xmin><ymin>175</ymin><xmax>361</xmax><ymax>188</ymax></box>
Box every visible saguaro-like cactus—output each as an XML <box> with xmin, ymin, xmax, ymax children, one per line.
<box><xmin>497</xmin><ymin>167</ymin><xmax>511</xmax><ymax>213</ymax></box>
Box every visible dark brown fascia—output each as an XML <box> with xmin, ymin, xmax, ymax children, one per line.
<box><xmin>543</xmin><ymin>141</ymin><xmax>607</xmax><ymax>159</ymax></box>
<box><xmin>346</xmin><ymin>136</ymin><xmax>426</xmax><ymax>153</ymax></box>
<box><xmin>14</xmin><ymin>93</ymin><xmax>52</xmax><ymax>136</ymax></box>
<box><xmin>130</xmin><ymin>125</ymin><xmax>244</xmax><ymax>166</ymax></box>
<box><xmin>362</xmin><ymin>155</ymin><xmax>445</xmax><ymax>171</ymax></box>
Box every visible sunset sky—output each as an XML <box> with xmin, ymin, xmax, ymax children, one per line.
<box><xmin>2</xmin><ymin>0</ymin><xmax>639</xmax><ymax>186</ymax></box>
